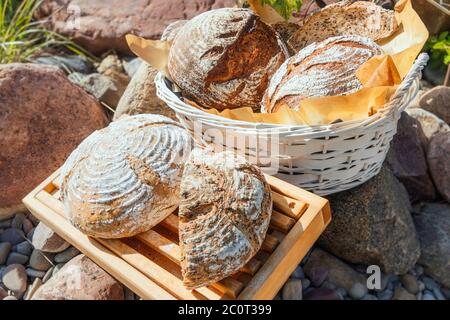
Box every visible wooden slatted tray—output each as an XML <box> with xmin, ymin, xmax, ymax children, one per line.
<box><xmin>23</xmin><ymin>169</ymin><xmax>331</xmax><ymax>300</ymax></box>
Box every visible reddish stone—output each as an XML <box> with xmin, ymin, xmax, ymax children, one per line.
<box><xmin>0</xmin><ymin>63</ymin><xmax>108</xmax><ymax>214</ymax></box>
<box><xmin>35</xmin><ymin>0</ymin><xmax>236</xmax><ymax>54</ymax></box>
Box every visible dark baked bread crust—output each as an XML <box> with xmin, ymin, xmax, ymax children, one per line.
<box><xmin>288</xmin><ymin>0</ymin><xmax>398</xmax><ymax>53</ymax></box>
<box><xmin>179</xmin><ymin>148</ymin><xmax>272</xmax><ymax>289</ymax></box>
<box><xmin>168</xmin><ymin>8</ymin><xmax>287</xmax><ymax>111</ymax></box>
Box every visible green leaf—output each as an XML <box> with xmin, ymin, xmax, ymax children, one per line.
<box><xmin>260</xmin><ymin>0</ymin><xmax>303</xmax><ymax>20</ymax></box>
<box><xmin>423</xmin><ymin>31</ymin><xmax>450</xmax><ymax>66</ymax></box>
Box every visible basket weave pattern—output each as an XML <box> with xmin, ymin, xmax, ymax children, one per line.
<box><xmin>156</xmin><ymin>53</ymin><xmax>429</xmax><ymax>195</ymax></box>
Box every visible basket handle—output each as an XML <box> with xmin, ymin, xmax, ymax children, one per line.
<box><xmin>387</xmin><ymin>53</ymin><xmax>429</xmax><ymax>119</ymax></box>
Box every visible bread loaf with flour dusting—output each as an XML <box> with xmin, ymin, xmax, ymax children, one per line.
<box><xmin>179</xmin><ymin>148</ymin><xmax>272</xmax><ymax>289</ymax></box>
<box><xmin>288</xmin><ymin>1</ymin><xmax>398</xmax><ymax>53</ymax></box>
<box><xmin>60</xmin><ymin>114</ymin><xmax>193</xmax><ymax>238</ymax></box>
<box><xmin>263</xmin><ymin>35</ymin><xmax>384</xmax><ymax>113</ymax></box>
<box><xmin>168</xmin><ymin>8</ymin><xmax>288</xmax><ymax>112</ymax></box>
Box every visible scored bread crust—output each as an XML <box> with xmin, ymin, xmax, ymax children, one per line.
<box><xmin>288</xmin><ymin>0</ymin><xmax>398</xmax><ymax>53</ymax></box>
<box><xmin>60</xmin><ymin>114</ymin><xmax>193</xmax><ymax>239</ymax></box>
<box><xmin>263</xmin><ymin>35</ymin><xmax>384</xmax><ymax>114</ymax></box>
<box><xmin>168</xmin><ymin>8</ymin><xmax>288</xmax><ymax>112</ymax></box>
<box><xmin>179</xmin><ymin>148</ymin><xmax>272</xmax><ymax>289</ymax></box>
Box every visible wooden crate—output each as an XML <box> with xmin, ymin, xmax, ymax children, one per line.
<box><xmin>23</xmin><ymin>169</ymin><xmax>331</xmax><ymax>300</ymax></box>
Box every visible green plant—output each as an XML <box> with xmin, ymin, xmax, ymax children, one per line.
<box><xmin>0</xmin><ymin>0</ymin><xmax>93</xmax><ymax>64</ymax></box>
<box><xmin>423</xmin><ymin>31</ymin><xmax>450</xmax><ymax>65</ymax></box>
<box><xmin>260</xmin><ymin>0</ymin><xmax>303</xmax><ymax>19</ymax></box>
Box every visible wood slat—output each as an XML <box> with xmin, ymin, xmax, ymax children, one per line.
<box><xmin>270</xmin><ymin>210</ymin><xmax>296</xmax><ymax>233</ymax></box>
<box><xmin>138</xmin><ymin>229</ymin><xmax>244</xmax><ymax>299</ymax></box>
<box><xmin>272</xmin><ymin>191</ymin><xmax>308</xmax><ymax>220</ymax></box>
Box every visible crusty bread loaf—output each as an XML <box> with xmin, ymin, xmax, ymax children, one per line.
<box><xmin>60</xmin><ymin>114</ymin><xmax>193</xmax><ymax>238</ymax></box>
<box><xmin>179</xmin><ymin>148</ymin><xmax>272</xmax><ymax>289</ymax></box>
<box><xmin>168</xmin><ymin>8</ymin><xmax>288</xmax><ymax>112</ymax></box>
<box><xmin>263</xmin><ymin>35</ymin><xmax>383</xmax><ymax>113</ymax></box>
<box><xmin>161</xmin><ymin>20</ymin><xmax>187</xmax><ymax>42</ymax></box>
<box><xmin>271</xmin><ymin>21</ymin><xmax>300</xmax><ymax>44</ymax></box>
<box><xmin>288</xmin><ymin>1</ymin><xmax>398</xmax><ymax>53</ymax></box>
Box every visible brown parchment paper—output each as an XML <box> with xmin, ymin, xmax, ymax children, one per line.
<box><xmin>126</xmin><ymin>0</ymin><xmax>428</xmax><ymax>126</ymax></box>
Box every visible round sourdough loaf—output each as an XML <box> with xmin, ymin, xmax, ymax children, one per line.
<box><xmin>263</xmin><ymin>35</ymin><xmax>383</xmax><ymax>113</ymax></box>
<box><xmin>60</xmin><ymin>114</ymin><xmax>193</xmax><ymax>238</ymax></box>
<box><xmin>168</xmin><ymin>8</ymin><xmax>288</xmax><ymax>112</ymax></box>
<box><xmin>179</xmin><ymin>148</ymin><xmax>272</xmax><ymax>289</ymax></box>
<box><xmin>288</xmin><ymin>0</ymin><xmax>398</xmax><ymax>53</ymax></box>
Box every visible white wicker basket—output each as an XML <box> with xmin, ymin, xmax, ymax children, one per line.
<box><xmin>156</xmin><ymin>53</ymin><xmax>429</xmax><ymax>195</ymax></box>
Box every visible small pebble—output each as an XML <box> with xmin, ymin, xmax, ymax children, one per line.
<box><xmin>2</xmin><ymin>264</ymin><xmax>28</xmax><ymax>293</ymax></box>
<box><xmin>400</xmin><ymin>274</ymin><xmax>420</xmax><ymax>294</ymax></box>
<box><xmin>336</xmin><ymin>287</ymin><xmax>347</xmax><ymax>299</ymax></box>
<box><xmin>26</xmin><ymin>268</ymin><xmax>46</xmax><ymax>278</ymax></box>
<box><xmin>27</xmin><ymin>214</ymin><xmax>40</xmax><ymax>227</ymax></box>
<box><xmin>362</xmin><ymin>294</ymin><xmax>378</xmax><ymax>300</ymax></box>
<box><xmin>393</xmin><ymin>287</ymin><xmax>416</xmax><ymax>300</ymax></box>
<box><xmin>422</xmin><ymin>276</ymin><xmax>439</xmax><ymax>291</ymax></box>
<box><xmin>22</xmin><ymin>219</ymin><xmax>34</xmax><ymax>235</ymax></box>
<box><xmin>282</xmin><ymin>279</ymin><xmax>303</xmax><ymax>300</ymax></box>
<box><xmin>0</xmin><ymin>242</ymin><xmax>12</xmax><ymax>265</ymax></box>
<box><xmin>26</xmin><ymin>228</ymin><xmax>35</xmax><ymax>241</ymax></box>
<box><xmin>54</xmin><ymin>246</ymin><xmax>80</xmax><ymax>263</ymax></box>
<box><xmin>349</xmin><ymin>283</ymin><xmax>367</xmax><ymax>300</ymax></box>
<box><xmin>308</xmin><ymin>266</ymin><xmax>328</xmax><ymax>287</ymax></box>
<box><xmin>0</xmin><ymin>286</ymin><xmax>7</xmax><ymax>299</ymax></box>
<box><xmin>321</xmin><ymin>280</ymin><xmax>336</xmax><ymax>290</ymax></box>
<box><xmin>303</xmin><ymin>287</ymin><xmax>341</xmax><ymax>300</ymax></box>
<box><xmin>11</xmin><ymin>213</ymin><xmax>26</xmax><ymax>230</ymax></box>
<box><xmin>441</xmin><ymin>287</ymin><xmax>450</xmax><ymax>300</ymax></box>
<box><xmin>301</xmin><ymin>278</ymin><xmax>311</xmax><ymax>291</ymax></box>
<box><xmin>290</xmin><ymin>265</ymin><xmax>305</xmax><ymax>279</ymax></box>
<box><xmin>432</xmin><ymin>287</ymin><xmax>446</xmax><ymax>301</ymax></box>
<box><xmin>14</xmin><ymin>241</ymin><xmax>33</xmax><ymax>256</ymax></box>
<box><xmin>6</xmin><ymin>252</ymin><xmax>29</xmax><ymax>265</ymax></box>
<box><xmin>417</xmin><ymin>280</ymin><xmax>425</xmax><ymax>292</ymax></box>
<box><xmin>29</xmin><ymin>250</ymin><xmax>53</xmax><ymax>271</ymax></box>
<box><xmin>377</xmin><ymin>289</ymin><xmax>394</xmax><ymax>300</ymax></box>
<box><xmin>42</xmin><ymin>266</ymin><xmax>54</xmax><ymax>283</ymax></box>
<box><xmin>0</xmin><ymin>228</ymin><xmax>25</xmax><ymax>245</ymax></box>
<box><xmin>422</xmin><ymin>291</ymin><xmax>436</xmax><ymax>300</ymax></box>
<box><xmin>414</xmin><ymin>265</ymin><xmax>424</xmax><ymax>277</ymax></box>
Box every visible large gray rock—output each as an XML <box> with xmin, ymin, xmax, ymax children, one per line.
<box><xmin>419</xmin><ymin>86</ymin><xmax>450</xmax><ymax>125</ymax></box>
<box><xmin>113</xmin><ymin>63</ymin><xmax>176</xmax><ymax>121</ymax></box>
<box><xmin>76</xmin><ymin>73</ymin><xmax>127</xmax><ymax>109</ymax></box>
<box><xmin>385</xmin><ymin>112</ymin><xmax>436</xmax><ymax>202</ymax></box>
<box><xmin>427</xmin><ymin>132</ymin><xmax>450</xmax><ymax>202</ymax></box>
<box><xmin>33</xmin><ymin>55</ymin><xmax>93</xmax><ymax>74</ymax></box>
<box><xmin>414</xmin><ymin>203</ymin><xmax>450</xmax><ymax>288</ymax></box>
<box><xmin>32</xmin><ymin>254</ymin><xmax>124</xmax><ymax>300</ymax></box>
<box><xmin>406</xmin><ymin>108</ymin><xmax>450</xmax><ymax>143</ymax></box>
<box><xmin>319</xmin><ymin>166</ymin><xmax>421</xmax><ymax>275</ymax></box>
<box><xmin>35</xmin><ymin>0</ymin><xmax>236</xmax><ymax>54</ymax></box>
